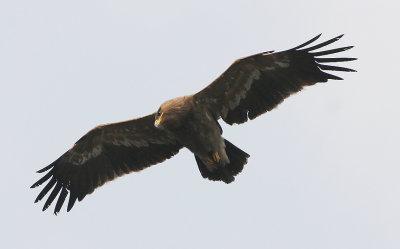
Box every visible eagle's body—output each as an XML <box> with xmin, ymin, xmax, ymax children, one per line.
<box><xmin>32</xmin><ymin>34</ymin><xmax>356</xmax><ymax>214</ymax></box>
<box><xmin>158</xmin><ymin>95</ymin><xmax>230</xmax><ymax>169</ymax></box>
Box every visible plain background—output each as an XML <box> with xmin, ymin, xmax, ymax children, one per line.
<box><xmin>1</xmin><ymin>1</ymin><xmax>399</xmax><ymax>249</ymax></box>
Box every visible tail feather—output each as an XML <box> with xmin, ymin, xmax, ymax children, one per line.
<box><xmin>195</xmin><ymin>139</ymin><xmax>250</xmax><ymax>183</ymax></box>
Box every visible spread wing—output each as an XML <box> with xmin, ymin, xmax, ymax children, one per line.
<box><xmin>31</xmin><ymin>114</ymin><xmax>182</xmax><ymax>214</ymax></box>
<box><xmin>194</xmin><ymin>34</ymin><xmax>356</xmax><ymax>125</ymax></box>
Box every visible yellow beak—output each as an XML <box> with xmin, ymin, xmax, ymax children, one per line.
<box><xmin>154</xmin><ymin>113</ymin><xmax>163</xmax><ymax>127</ymax></box>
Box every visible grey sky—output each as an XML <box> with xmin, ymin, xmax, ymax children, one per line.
<box><xmin>1</xmin><ymin>0</ymin><xmax>399</xmax><ymax>249</ymax></box>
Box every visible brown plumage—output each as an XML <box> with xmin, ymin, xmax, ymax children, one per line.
<box><xmin>31</xmin><ymin>34</ymin><xmax>356</xmax><ymax>214</ymax></box>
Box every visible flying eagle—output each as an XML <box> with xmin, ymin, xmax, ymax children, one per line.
<box><xmin>31</xmin><ymin>34</ymin><xmax>356</xmax><ymax>214</ymax></box>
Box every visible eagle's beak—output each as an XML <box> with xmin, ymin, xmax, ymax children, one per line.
<box><xmin>154</xmin><ymin>113</ymin><xmax>163</xmax><ymax>128</ymax></box>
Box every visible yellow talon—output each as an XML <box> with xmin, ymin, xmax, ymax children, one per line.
<box><xmin>212</xmin><ymin>152</ymin><xmax>220</xmax><ymax>163</ymax></box>
<box><xmin>205</xmin><ymin>157</ymin><xmax>214</xmax><ymax>165</ymax></box>
<box><xmin>204</xmin><ymin>152</ymin><xmax>221</xmax><ymax>166</ymax></box>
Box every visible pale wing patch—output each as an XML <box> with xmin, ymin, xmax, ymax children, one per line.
<box><xmin>109</xmin><ymin>137</ymin><xmax>149</xmax><ymax>147</ymax></box>
<box><xmin>275</xmin><ymin>60</ymin><xmax>290</xmax><ymax>68</ymax></box>
<box><xmin>224</xmin><ymin>69</ymin><xmax>261</xmax><ymax>117</ymax></box>
<box><xmin>264</xmin><ymin>56</ymin><xmax>290</xmax><ymax>71</ymax></box>
<box><xmin>68</xmin><ymin>145</ymin><xmax>103</xmax><ymax>165</ymax></box>
<box><xmin>106</xmin><ymin>133</ymin><xmax>174</xmax><ymax>147</ymax></box>
<box><xmin>205</xmin><ymin>112</ymin><xmax>213</xmax><ymax>121</ymax></box>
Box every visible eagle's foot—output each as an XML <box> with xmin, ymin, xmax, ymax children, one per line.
<box><xmin>212</xmin><ymin>152</ymin><xmax>220</xmax><ymax>163</ymax></box>
<box><xmin>205</xmin><ymin>152</ymin><xmax>220</xmax><ymax>166</ymax></box>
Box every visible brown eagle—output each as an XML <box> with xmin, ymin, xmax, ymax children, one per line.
<box><xmin>32</xmin><ymin>34</ymin><xmax>356</xmax><ymax>214</ymax></box>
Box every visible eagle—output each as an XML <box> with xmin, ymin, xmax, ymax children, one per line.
<box><xmin>31</xmin><ymin>34</ymin><xmax>356</xmax><ymax>214</ymax></box>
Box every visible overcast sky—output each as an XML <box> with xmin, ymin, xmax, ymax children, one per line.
<box><xmin>1</xmin><ymin>1</ymin><xmax>399</xmax><ymax>249</ymax></box>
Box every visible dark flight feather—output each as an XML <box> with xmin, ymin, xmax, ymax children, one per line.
<box><xmin>303</xmin><ymin>34</ymin><xmax>344</xmax><ymax>52</ymax></box>
<box><xmin>292</xmin><ymin>34</ymin><xmax>322</xmax><ymax>49</ymax></box>
<box><xmin>43</xmin><ymin>182</ymin><xmax>62</xmax><ymax>211</ymax></box>
<box><xmin>54</xmin><ymin>187</ymin><xmax>68</xmax><ymax>215</ymax></box>
<box><xmin>315</xmin><ymin>57</ymin><xmax>357</xmax><ymax>63</ymax></box>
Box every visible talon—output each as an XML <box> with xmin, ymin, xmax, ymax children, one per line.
<box><xmin>205</xmin><ymin>157</ymin><xmax>214</xmax><ymax>165</ymax></box>
<box><xmin>212</xmin><ymin>152</ymin><xmax>220</xmax><ymax>163</ymax></box>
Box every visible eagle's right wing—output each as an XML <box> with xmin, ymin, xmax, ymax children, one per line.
<box><xmin>31</xmin><ymin>114</ymin><xmax>182</xmax><ymax>214</ymax></box>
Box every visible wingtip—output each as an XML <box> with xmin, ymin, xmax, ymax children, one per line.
<box><xmin>67</xmin><ymin>194</ymin><xmax>77</xmax><ymax>212</ymax></box>
<box><xmin>322</xmin><ymin>72</ymin><xmax>344</xmax><ymax>80</ymax></box>
<box><xmin>335</xmin><ymin>34</ymin><xmax>344</xmax><ymax>40</ymax></box>
<box><xmin>308</xmin><ymin>33</ymin><xmax>323</xmax><ymax>41</ymax></box>
<box><xmin>345</xmin><ymin>57</ymin><xmax>358</xmax><ymax>61</ymax></box>
<box><xmin>37</xmin><ymin>164</ymin><xmax>53</xmax><ymax>173</ymax></box>
<box><xmin>331</xmin><ymin>34</ymin><xmax>344</xmax><ymax>43</ymax></box>
<box><xmin>332</xmin><ymin>76</ymin><xmax>344</xmax><ymax>80</ymax></box>
<box><xmin>337</xmin><ymin>46</ymin><xmax>355</xmax><ymax>52</ymax></box>
<box><xmin>312</xmin><ymin>46</ymin><xmax>354</xmax><ymax>56</ymax></box>
<box><xmin>34</xmin><ymin>194</ymin><xmax>43</xmax><ymax>203</ymax></box>
<box><xmin>292</xmin><ymin>33</ymin><xmax>323</xmax><ymax>50</ymax></box>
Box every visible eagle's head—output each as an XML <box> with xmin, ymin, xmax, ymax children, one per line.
<box><xmin>154</xmin><ymin>96</ymin><xmax>192</xmax><ymax>129</ymax></box>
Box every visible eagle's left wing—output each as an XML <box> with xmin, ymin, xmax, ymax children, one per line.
<box><xmin>194</xmin><ymin>34</ymin><xmax>356</xmax><ymax>125</ymax></box>
<box><xmin>31</xmin><ymin>114</ymin><xmax>182</xmax><ymax>214</ymax></box>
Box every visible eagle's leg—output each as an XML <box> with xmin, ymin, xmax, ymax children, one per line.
<box><xmin>204</xmin><ymin>152</ymin><xmax>221</xmax><ymax>166</ymax></box>
<box><xmin>194</xmin><ymin>139</ymin><xmax>249</xmax><ymax>184</ymax></box>
<box><xmin>212</xmin><ymin>152</ymin><xmax>220</xmax><ymax>163</ymax></box>
<box><xmin>209</xmin><ymin>152</ymin><xmax>220</xmax><ymax>163</ymax></box>
<box><xmin>204</xmin><ymin>157</ymin><xmax>214</xmax><ymax>165</ymax></box>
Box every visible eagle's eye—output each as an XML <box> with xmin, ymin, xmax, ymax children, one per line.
<box><xmin>155</xmin><ymin>108</ymin><xmax>161</xmax><ymax>116</ymax></box>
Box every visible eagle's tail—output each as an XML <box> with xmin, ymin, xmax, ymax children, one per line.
<box><xmin>195</xmin><ymin>139</ymin><xmax>250</xmax><ymax>183</ymax></box>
